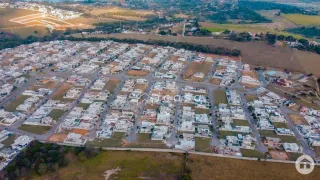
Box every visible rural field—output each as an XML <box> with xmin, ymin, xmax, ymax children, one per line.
<box><xmin>201</xmin><ymin>22</ymin><xmax>303</xmax><ymax>39</ymax></box>
<box><xmin>281</xmin><ymin>14</ymin><xmax>320</xmax><ymax>26</ymax></box>
<box><xmin>22</xmin><ymin>151</ymin><xmax>320</xmax><ymax>180</ymax></box>
<box><xmin>74</xmin><ymin>33</ymin><xmax>320</xmax><ymax>77</ymax></box>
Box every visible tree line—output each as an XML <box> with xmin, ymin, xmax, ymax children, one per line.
<box><xmin>2</xmin><ymin>141</ymin><xmax>100</xmax><ymax>180</ymax></box>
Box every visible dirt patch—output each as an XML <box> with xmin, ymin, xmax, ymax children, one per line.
<box><xmin>289</xmin><ymin>114</ymin><xmax>309</xmax><ymax>125</ymax></box>
<box><xmin>51</xmin><ymin>83</ymin><xmax>72</xmax><ymax>100</ymax></box>
<box><xmin>48</xmin><ymin>133</ymin><xmax>68</xmax><ymax>142</ymax></box>
<box><xmin>72</xmin><ymin>129</ymin><xmax>89</xmax><ymax>136</ymax></box>
<box><xmin>210</xmin><ymin>78</ymin><xmax>221</xmax><ymax>85</ymax></box>
<box><xmin>104</xmin><ymin>167</ymin><xmax>121</xmax><ymax>180</ymax></box>
<box><xmin>241</xmin><ymin>83</ymin><xmax>260</xmax><ymax>89</ymax></box>
<box><xmin>127</xmin><ymin>70</ymin><xmax>150</xmax><ymax>76</ymax></box>
<box><xmin>242</xmin><ymin>71</ymin><xmax>258</xmax><ymax>79</ymax></box>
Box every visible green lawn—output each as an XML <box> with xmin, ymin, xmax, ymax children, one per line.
<box><xmin>4</xmin><ymin>95</ymin><xmax>30</xmax><ymax>112</ymax></box>
<box><xmin>213</xmin><ymin>90</ymin><xmax>227</xmax><ymax>105</ymax></box>
<box><xmin>241</xmin><ymin>149</ymin><xmax>264</xmax><ymax>158</ymax></box>
<box><xmin>87</xmin><ymin>132</ymin><xmax>125</xmax><ymax>147</ymax></box>
<box><xmin>195</xmin><ymin>137</ymin><xmax>212</xmax><ymax>153</ymax></box>
<box><xmin>19</xmin><ymin>124</ymin><xmax>51</xmax><ymax>135</ymax></box>
<box><xmin>48</xmin><ymin>109</ymin><xmax>66</xmax><ymax>121</ymax></box>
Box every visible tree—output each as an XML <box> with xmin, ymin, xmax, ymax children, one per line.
<box><xmin>159</xmin><ymin>31</ymin><xmax>167</xmax><ymax>35</ymax></box>
<box><xmin>36</xmin><ymin>163</ymin><xmax>48</xmax><ymax>175</ymax></box>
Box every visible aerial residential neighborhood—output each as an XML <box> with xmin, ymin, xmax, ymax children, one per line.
<box><xmin>1</xmin><ymin>0</ymin><xmax>320</xmax><ymax>178</ymax></box>
<box><xmin>0</xmin><ymin>39</ymin><xmax>319</xmax><ymax>175</ymax></box>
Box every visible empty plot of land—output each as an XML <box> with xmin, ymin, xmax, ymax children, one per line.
<box><xmin>4</xmin><ymin>95</ymin><xmax>30</xmax><ymax>112</ymax></box>
<box><xmin>88</xmin><ymin>132</ymin><xmax>126</xmax><ymax>147</ymax></box>
<box><xmin>126</xmin><ymin>133</ymin><xmax>168</xmax><ymax>149</ymax></box>
<box><xmin>104</xmin><ymin>78</ymin><xmax>120</xmax><ymax>93</ymax></box>
<box><xmin>240</xmin><ymin>149</ymin><xmax>264</xmax><ymax>158</ymax></box>
<box><xmin>19</xmin><ymin>124</ymin><xmax>51</xmax><ymax>135</ymax></box>
<box><xmin>259</xmin><ymin>130</ymin><xmax>298</xmax><ymax>143</ymax></box>
<box><xmin>213</xmin><ymin>90</ymin><xmax>227</xmax><ymax>105</ymax></box>
<box><xmin>127</xmin><ymin>70</ymin><xmax>150</xmax><ymax>76</ymax></box>
<box><xmin>289</xmin><ymin>114</ymin><xmax>309</xmax><ymax>125</ymax></box>
<box><xmin>183</xmin><ymin>62</ymin><xmax>213</xmax><ymax>81</ymax></box>
<box><xmin>195</xmin><ymin>137</ymin><xmax>212</xmax><ymax>153</ymax></box>
<box><xmin>51</xmin><ymin>83</ymin><xmax>72</xmax><ymax>101</ymax></box>
<box><xmin>48</xmin><ymin>109</ymin><xmax>66</xmax><ymax>121</ymax></box>
<box><xmin>0</xmin><ymin>8</ymin><xmax>36</xmax><ymax>28</ymax></box>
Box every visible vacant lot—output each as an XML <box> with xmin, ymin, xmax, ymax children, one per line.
<box><xmin>104</xmin><ymin>78</ymin><xmax>120</xmax><ymax>93</ymax></box>
<box><xmin>51</xmin><ymin>83</ymin><xmax>72</xmax><ymax>101</ymax></box>
<box><xmin>259</xmin><ymin>130</ymin><xmax>298</xmax><ymax>143</ymax></box>
<box><xmin>26</xmin><ymin>151</ymin><xmax>183</xmax><ymax>180</ymax></box>
<box><xmin>213</xmin><ymin>90</ymin><xmax>227</xmax><ymax>105</ymax></box>
<box><xmin>281</xmin><ymin>14</ymin><xmax>320</xmax><ymax>26</ymax></box>
<box><xmin>187</xmin><ymin>153</ymin><xmax>320</xmax><ymax>180</ymax></box>
<box><xmin>24</xmin><ymin>150</ymin><xmax>320</xmax><ymax>180</ymax></box>
<box><xmin>240</xmin><ymin>149</ymin><xmax>264</xmax><ymax>158</ymax></box>
<box><xmin>4</xmin><ymin>95</ymin><xmax>30</xmax><ymax>112</ymax></box>
<box><xmin>289</xmin><ymin>114</ymin><xmax>309</xmax><ymax>125</ymax></box>
<box><xmin>218</xmin><ymin>130</ymin><xmax>249</xmax><ymax>139</ymax></box>
<box><xmin>48</xmin><ymin>109</ymin><xmax>66</xmax><ymax>121</ymax></box>
<box><xmin>0</xmin><ymin>8</ymin><xmax>36</xmax><ymax>28</ymax></box>
<box><xmin>195</xmin><ymin>137</ymin><xmax>212</xmax><ymax>153</ymax></box>
<box><xmin>19</xmin><ymin>124</ymin><xmax>51</xmax><ymax>135</ymax></box>
<box><xmin>88</xmin><ymin>132</ymin><xmax>126</xmax><ymax>147</ymax></box>
<box><xmin>183</xmin><ymin>62</ymin><xmax>213</xmax><ymax>82</ymax></box>
<box><xmin>126</xmin><ymin>133</ymin><xmax>168</xmax><ymax>149</ymax></box>
<box><xmin>77</xmin><ymin>33</ymin><xmax>320</xmax><ymax>77</ymax></box>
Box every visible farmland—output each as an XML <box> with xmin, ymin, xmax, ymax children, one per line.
<box><xmin>281</xmin><ymin>14</ymin><xmax>320</xmax><ymax>26</ymax></box>
<box><xmin>201</xmin><ymin>22</ymin><xmax>304</xmax><ymax>39</ymax></box>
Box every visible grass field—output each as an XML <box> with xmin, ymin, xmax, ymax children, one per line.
<box><xmin>195</xmin><ymin>137</ymin><xmax>212</xmax><ymax>153</ymax></box>
<box><xmin>201</xmin><ymin>22</ymin><xmax>304</xmax><ymax>39</ymax></box>
<box><xmin>25</xmin><ymin>151</ymin><xmax>183</xmax><ymax>180</ymax></box>
<box><xmin>48</xmin><ymin>109</ymin><xmax>66</xmax><ymax>121</ymax></box>
<box><xmin>19</xmin><ymin>124</ymin><xmax>51</xmax><ymax>135</ymax></box>
<box><xmin>213</xmin><ymin>90</ymin><xmax>227</xmax><ymax>105</ymax></box>
<box><xmin>4</xmin><ymin>95</ymin><xmax>30</xmax><ymax>112</ymax></box>
<box><xmin>23</xmin><ymin>150</ymin><xmax>320</xmax><ymax>180</ymax></box>
<box><xmin>281</xmin><ymin>14</ymin><xmax>320</xmax><ymax>26</ymax></box>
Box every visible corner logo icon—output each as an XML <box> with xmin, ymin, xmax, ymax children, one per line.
<box><xmin>295</xmin><ymin>155</ymin><xmax>314</xmax><ymax>175</ymax></box>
